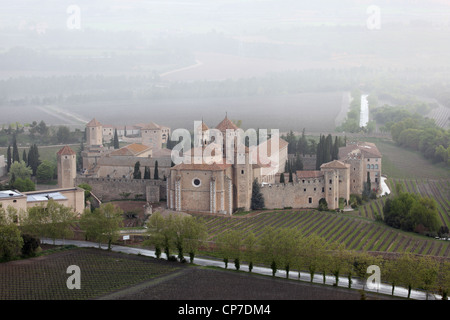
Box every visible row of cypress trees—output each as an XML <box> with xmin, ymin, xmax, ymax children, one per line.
<box><xmin>133</xmin><ymin>161</ymin><xmax>159</xmax><ymax>180</ymax></box>
<box><xmin>5</xmin><ymin>134</ymin><xmax>40</xmax><ymax>176</ymax></box>
<box><xmin>315</xmin><ymin>134</ymin><xmax>345</xmax><ymax>169</ymax></box>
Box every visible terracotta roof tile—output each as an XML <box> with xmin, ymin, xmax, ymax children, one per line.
<box><xmin>109</xmin><ymin>143</ymin><xmax>150</xmax><ymax>156</ymax></box>
<box><xmin>320</xmin><ymin>160</ymin><xmax>350</xmax><ymax>169</ymax></box>
<box><xmin>140</xmin><ymin>122</ymin><xmax>161</xmax><ymax>130</ymax></box>
<box><xmin>339</xmin><ymin>142</ymin><xmax>382</xmax><ymax>159</ymax></box>
<box><xmin>86</xmin><ymin>118</ymin><xmax>102</xmax><ymax>127</ymax></box>
<box><xmin>57</xmin><ymin>145</ymin><xmax>76</xmax><ymax>156</ymax></box>
<box><xmin>216</xmin><ymin>116</ymin><xmax>238</xmax><ymax>132</ymax></box>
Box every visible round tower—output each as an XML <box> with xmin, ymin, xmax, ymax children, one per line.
<box><xmin>57</xmin><ymin>145</ymin><xmax>77</xmax><ymax>189</ymax></box>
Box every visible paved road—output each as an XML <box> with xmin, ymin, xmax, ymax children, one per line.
<box><xmin>42</xmin><ymin>238</ymin><xmax>442</xmax><ymax>300</ymax></box>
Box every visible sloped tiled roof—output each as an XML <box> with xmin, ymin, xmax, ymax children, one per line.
<box><xmin>86</xmin><ymin>118</ymin><xmax>102</xmax><ymax>127</ymax></box>
<box><xmin>139</xmin><ymin>122</ymin><xmax>161</xmax><ymax>130</ymax></box>
<box><xmin>216</xmin><ymin>116</ymin><xmax>238</xmax><ymax>132</ymax></box>
<box><xmin>339</xmin><ymin>142</ymin><xmax>382</xmax><ymax>159</ymax></box>
<box><xmin>320</xmin><ymin>160</ymin><xmax>350</xmax><ymax>169</ymax></box>
<box><xmin>197</xmin><ymin>121</ymin><xmax>209</xmax><ymax>132</ymax></box>
<box><xmin>57</xmin><ymin>145</ymin><xmax>76</xmax><ymax>156</ymax></box>
<box><xmin>109</xmin><ymin>143</ymin><xmax>150</xmax><ymax>157</ymax></box>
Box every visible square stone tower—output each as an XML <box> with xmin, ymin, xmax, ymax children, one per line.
<box><xmin>57</xmin><ymin>145</ymin><xmax>77</xmax><ymax>189</ymax></box>
<box><xmin>86</xmin><ymin>118</ymin><xmax>103</xmax><ymax>147</ymax></box>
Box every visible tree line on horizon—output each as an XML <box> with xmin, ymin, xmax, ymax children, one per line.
<box><xmin>0</xmin><ymin>120</ymin><xmax>83</xmax><ymax>147</ymax></box>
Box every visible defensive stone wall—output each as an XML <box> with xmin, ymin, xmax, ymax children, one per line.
<box><xmin>75</xmin><ymin>177</ymin><xmax>166</xmax><ymax>203</ymax></box>
<box><xmin>261</xmin><ymin>180</ymin><xmax>326</xmax><ymax>209</ymax></box>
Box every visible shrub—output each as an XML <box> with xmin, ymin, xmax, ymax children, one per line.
<box><xmin>21</xmin><ymin>234</ymin><xmax>41</xmax><ymax>257</ymax></box>
<box><xmin>318</xmin><ymin>198</ymin><xmax>328</xmax><ymax>211</ymax></box>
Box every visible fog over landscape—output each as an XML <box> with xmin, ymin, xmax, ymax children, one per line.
<box><xmin>1</xmin><ymin>0</ymin><xmax>450</xmax><ymax>131</ymax></box>
<box><xmin>1</xmin><ymin>1</ymin><xmax>450</xmax><ymax>304</ymax></box>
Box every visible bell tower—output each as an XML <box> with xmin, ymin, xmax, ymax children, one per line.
<box><xmin>57</xmin><ymin>145</ymin><xmax>77</xmax><ymax>189</ymax></box>
<box><xmin>86</xmin><ymin>118</ymin><xmax>103</xmax><ymax>147</ymax></box>
<box><xmin>82</xmin><ymin>118</ymin><xmax>105</xmax><ymax>173</ymax></box>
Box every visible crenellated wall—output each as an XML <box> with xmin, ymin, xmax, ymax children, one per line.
<box><xmin>75</xmin><ymin>177</ymin><xmax>165</xmax><ymax>203</ymax></box>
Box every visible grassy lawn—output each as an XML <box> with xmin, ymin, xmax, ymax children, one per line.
<box><xmin>364</xmin><ymin>137</ymin><xmax>450</xmax><ymax>179</ymax></box>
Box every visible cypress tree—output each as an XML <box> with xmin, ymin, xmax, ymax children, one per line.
<box><xmin>144</xmin><ymin>166</ymin><xmax>151</xmax><ymax>179</ymax></box>
<box><xmin>251</xmin><ymin>178</ymin><xmax>265</xmax><ymax>210</ymax></box>
<box><xmin>133</xmin><ymin>161</ymin><xmax>141</xmax><ymax>179</ymax></box>
<box><xmin>166</xmin><ymin>134</ymin><xmax>173</xmax><ymax>150</ymax></box>
<box><xmin>332</xmin><ymin>136</ymin><xmax>339</xmax><ymax>160</ymax></box>
<box><xmin>280</xmin><ymin>173</ymin><xmax>285</xmax><ymax>184</ymax></box>
<box><xmin>295</xmin><ymin>154</ymin><xmax>303</xmax><ymax>171</ymax></box>
<box><xmin>154</xmin><ymin>161</ymin><xmax>159</xmax><ymax>180</ymax></box>
<box><xmin>12</xmin><ymin>134</ymin><xmax>20</xmax><ymax>163</ymax></box>
<box><xmin>113</xmin><ymin>129</ymin><xmax>119</xmax><ymax>149</ymax></box>
<box><xmin>316</xmin><ymin>135</ymin><xmax>323</xmax><ymax>170</ymax></box>
<box><xmin>22</xmin><ymin>149</ymin><xmax>27</xmax><ymax>164</ymax></box>
<box><xmin>298</xmin><ymin>128</ymin><xmax>308</xmax><ymax>156</ymax></box>
<box><xmin>6</xmin><ymin>145</ymin><xmax>11</xmax><ymax>172</ymax></box>
<box><xmin>77</xmin><ymin>140</ymin><xmax>84</xmax><ymax>171</ymax></box>
<box><xmin>324</xmin><ymin>134</ymin><xmax>332</xmax><ymax>163</ymax></box>
<box><xmin>28</xmin><ymin>144</ymin><xmax>40</xmax><ymax>176</ymax></box>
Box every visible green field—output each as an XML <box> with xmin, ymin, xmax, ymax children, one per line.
<box><xmin>366</xmin><ymin>138</ymin><xmax>450</xmax><ymax>180</ymax></box>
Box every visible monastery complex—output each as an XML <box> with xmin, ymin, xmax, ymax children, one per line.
<box><xmin>1</xmin><ymin>115</ymin><xmax>382</xmax><ymax>217</ymax></box>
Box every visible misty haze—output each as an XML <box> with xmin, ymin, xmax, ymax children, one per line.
<box><xmin>0</xmin><ymin>0</ymin><xmax>449</xmax><ymax>304</ymax></box>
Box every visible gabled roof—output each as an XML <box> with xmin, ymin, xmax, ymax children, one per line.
<box><xmin>139</xmin><ymin>122</ymin><xmax>161</xmax><ymax>130</ymax></box>
<box><xmin>320</xmin><ymin>160</ymin><xmax>350</xmax><ymax>169</ymax></box>
<box><xmin>86</xmin><ymin>118</ymin><xmax>102</xmax><ymax>127</ymax></box>
<box><xmin>109</xmin><ymin>143</ymin><xmax>151</xmax><ymax>157</ymax></box>
<box><xmin>197</xmin><ymin>121</ymin><xmax>209</xmax><ymax>132</ymax></box>
<box><xmin>339</xmin><ymin>142</ymin><xmax>382</xmax><ymax>159</ymax></box>
<box><xmin>216</xmin><ymin>116</ymin><xmax>238</xmax><ymax>132</ymax></box>
<box><xmin>57</xmin><ymin>145</ymin><xmax>76</xmax><ymax>156</ymax></box>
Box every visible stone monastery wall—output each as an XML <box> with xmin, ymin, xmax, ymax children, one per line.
<box><xmin>75</xmin><ymin>177</ymin><xmax>166</xmax><ymax>203</ymax></box>
<box><xmin>261</xmin><ymin>180</ymin><xmax>326</xmax><ymax>209</ymax></box>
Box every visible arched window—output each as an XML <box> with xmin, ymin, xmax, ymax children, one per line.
<box><xmin>367</xmin><ymin>164</ymin><xmax>370</xmax><ymax>169</ymax></box>
<box><xmin>375</xmin><ymin>164</ymin><xmax>378</xmax><ymax>169</ymax></box>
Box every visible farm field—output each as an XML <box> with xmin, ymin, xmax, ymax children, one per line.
<box><xmin>365</xmin><ymin>138</ymin><xmax>450</xmax><ymax>180</ymax></box>
<box><xmin>0</xmin><ymin>246</ymin><xmax>181</xmax><ymax>300</ymax></box>
<box><xmin>426</xmin><ymin>104</ymin><xmax>450</xmax><ymax>129</ymax></box>
<box><xmin>193</xmin><ymin>208</ymin><xmax>449</xmax><ymax>258</ymax></box>
<box><xmin>0</xmin><ymin>245</ymin><xmax>395</xmax><ymax>301</ymax></box>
